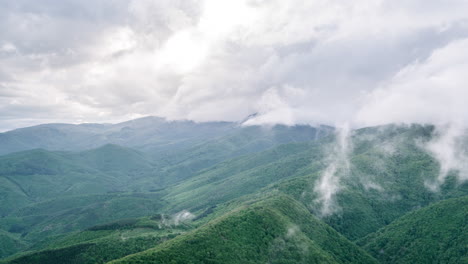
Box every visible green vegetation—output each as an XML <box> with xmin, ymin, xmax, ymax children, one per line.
<box><xmin>161</xmin><ymin>141</ymin><xmax>328</xmax><ymax>213</ymax></box>
<box><xmin>159</xmin><ymin>124</ymin><xmax>467</xmax><ymax>242</ymax></box>
<box><xmin>358</xmin><ymin>196</ymin><xmax>468</xmax><ymax>264</ymax></box>
<box><xmin>0</xmin><ymin>124</ymin><xmax>329</xmax><ymax>259</ymax></box>
<box><xmin>3</xmin><ymin>216</ymin><xmax>191</xmax><ymax>264</ymax></box>
<box><xmin>0</xmin><ymin>122</ymin><xmax>466</xmax><ymax>263</ymax></box>
<box><xmin>110</xmin><ymin>195</ymin><xmax>377</xmax><ymax>264</ymax></box>
<box><xmin>0</xmin><ymin>231</ymin><xmax>25</xmax><ymax>259</ymax></box>
<box><xmin>0</xmin><ymin>192</ymin><xmax>166</xmax><ymax>244</ymax></box>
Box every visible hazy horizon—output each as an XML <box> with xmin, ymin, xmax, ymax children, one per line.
<box><xmin>0</xmin><ymin>114</ymin><xmax>450</xmax><ymax>134</ymax></box>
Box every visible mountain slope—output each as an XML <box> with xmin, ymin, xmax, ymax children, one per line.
<box><xmin>0</xmin><ymin>117</ymin><xmax>332</xmax><ymax>190</ymax></box>
<box><xmin>147</xmin><ymin>124</ymin><xmax>332</xmax><ymax>186</ymax></box>
<box><xmin>0</xmin><ymin>117</ymin><xmax>236</xmax><ymax>156</ymax></box>
<box><xmin>259</xmin><ymin>124</ymin><xmax>468</xmax><ymax>241</ymax></box>
<box><xmin>0</xmin><ymin>149</ymin><xmax>115</xmax><ymax>214</ymax></box>
<box><xmin>0</xmin><ymin>192</ymin><xmax>166</xmax><ymax>245</ymax></box>
<box><xmin>2</xmin><ymin>216</ymin><xmax>192</xmax><ymax>264</ymax></box>
<box><xmin>358</xmin><ymin>196</ymin><xmax>468</xmax><ymax>264</ymax></box>
<box><xmin>0</xmin><ymin>146</ymin><xmax>157</xmax><ymax>213</ymax></box>
<box><xmin>156</xmin><ymin>124</ymin><xmax>467</xmax><ymax>242</ymax></box>
<box><xmin>161</xmin><ymin>141</ymin><xmax>327</xmax><ymax>213</ymax></box>
<box><xmin>0</xmin><ymin>117</ymin><xmax>330</xmax><ymax>157</ymax></box>
<box><xmin>0</xmin><ymin>231</ymin><xmax>25</xmax><ymax>259</ymax></box>
<box><xmin>1</xmin><ymin>123</ymin><xmax>467</xmax><ymax>262</ymax></box>
<box><xmin>110</xmin><ymin>195</ymin><xmax>378</xmax><ymax>264</ymax></box>
<box><xmin>0</xmin><ymin>146</ymin><xmax>164</xmax><ymax>253</ymax></box>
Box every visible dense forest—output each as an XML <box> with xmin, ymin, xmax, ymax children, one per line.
<box><xmin>0</xmin><ymin>118</ymin><xmax>466</xmax><ymax>263</ymax></box>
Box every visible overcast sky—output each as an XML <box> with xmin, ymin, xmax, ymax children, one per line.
<box><xmin>1</xmin><ymin>0</ymin><xmax>468</xmax><ymax>131</ymax></box>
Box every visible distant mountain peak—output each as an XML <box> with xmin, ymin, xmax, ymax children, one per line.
<box><xmin>239</xmin><ymin>113</ymin><xmax>259</xmax><ymax>125</ymax></box>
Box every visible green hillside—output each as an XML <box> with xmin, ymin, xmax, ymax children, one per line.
<box><xmin>161</xmin><ymin>141</ymin><xmax>327</xmax><ymax>213</ymax></box>
<box><xmin>145</xmin><ymin>124</ymin><xmax>332</xmax><ymax>187</ymax></box>
<box><xmin>0</xmin><ymin>123</ymin><xmax>467</xmax><ymax>263</ymax></box>
<box><xmin>0</xmin><ymin>231</ymin><xmax>25</xmax><ymax>259</ymax></box>
<box><xmin>0</xmin><ymin>147</ymin><xmax>138</xmax><ymax>208</ymax></box>
<box><xmin>0</xmin><ymin>117</ymin><xmax>329</xmax><ymax>159</ymax></box>
<box><xmin>110</xmin><ymin>195</ymin><xmax>378</xmax><ymax>264</ymax></box>
<box><xmin>0</xmin><ymin>146</ymin><xmax>165</xmax><ymax>256</ymax></box>
<box><xmin>0</xmin><ymin>117</ymin><xmax>236</xmax><ymax>156</ymax></box>
<box><xmin>159</xmin><ymin>124</ymin><xmax>467</xmax><ymax>241</ymax></box>
<box><xmin>2</xmin><ymin>216</ymin><xmax>193</xmax><ymax>264</ymax></box>
<box><xmin>0</xmin><ymin>124</ymin><xmax>330</xmax><ymax>258</ymax></box>
<box><xmin>0</xmin><ymin>192</ymin><xmax>166</xmax><ymax>245</ymax></box>
<box><xmin>70</xmin><ymin>144</ymin><xmax>156</xmax><ymax>178</ymax></box>
<box><xmin>358</xmin><ymin>196</ymin><xmax>468</xmax><ymax>264</ymax></box>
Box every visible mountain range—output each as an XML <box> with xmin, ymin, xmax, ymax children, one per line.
<box><xmin>0</xmin><ymin>117</ymin><xmax>466</xmax><ymax>263</ymax></box>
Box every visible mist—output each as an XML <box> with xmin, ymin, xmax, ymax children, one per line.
<box><xmin>425</xmin><ymin>124</ymin><xmax>468</xmax><ymax>190</ymax></box>
<box><xmin>314</xmin><ymin>124</ymin><xmax>352</xmax><ymax>216</ymax></box>
<box><xmin>1</xmin><ymin>0</ymin><xmax>467</xmax><ymax>214</ymax></box>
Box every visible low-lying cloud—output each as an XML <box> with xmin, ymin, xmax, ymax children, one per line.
<box><xmin>356</xmin><ymin>38</ymin><xmax>468</xmax><ymax>127</ymax></box>
<box><xmin>314</xmin><ymin>124</ymin><xmax>352</xmax><ymax>216</ymax></box>
<box><xmin>355</xmin><ymin>38</ymin><xmax>468</xmax><ymax>187</ymax></box>
<box><xmin>425</xmin><ymin>124</ymin><xmax>468</xmax><ymax>189</ymax></box>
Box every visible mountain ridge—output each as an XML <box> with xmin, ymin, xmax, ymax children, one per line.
<box><xmin>0</xmin><ymin>122</ymin><xmax>466</xmax><ymax>263</ymax></box>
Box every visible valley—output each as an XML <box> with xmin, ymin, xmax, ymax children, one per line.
<box><xmin>0</xmin><ymin>118</ymin><xmax>466</xmax><ymax>263</ymax></box>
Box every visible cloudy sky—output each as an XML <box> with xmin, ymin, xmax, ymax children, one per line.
<box><xmin>1</xmin><ymin>0</ymin><xmax>468</xmax><ymax>131</ymax></box>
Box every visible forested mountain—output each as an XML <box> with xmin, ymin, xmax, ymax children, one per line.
<box><xmin>0</xmin><ymin>119</ymin><xmax>466</xmax><ymax>263</ymax></box>
<box><xmin>0</xmin><ymin>117</ymin><xmax>331</xmax><ymax>157</ymax></box>
<box><xmin>110</xmin><ymin>195</ymin><xmax>378</xmax><ymax>264</ymax></box>
<box><xmin>0</xmin><ymin>117</ymin><xmax>234</xmax><ymax>156</ymax></box>
<box><xmin>358</xmin><ymin>196</ymin><xmax>467</xmax><ymax>263</ymax></box>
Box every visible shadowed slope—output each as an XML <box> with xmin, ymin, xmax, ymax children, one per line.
<box><xmin>358</xmin><ymin>196</ymin><xmax>468</xmax><ymax>264</ymax></box>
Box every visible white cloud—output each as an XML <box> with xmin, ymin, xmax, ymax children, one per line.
<box><xmin>0</xmin><ymin>0</ymin><xmax>468</xmax><ymax>130</ymax></box>
<box><xmin>356</xmin><ymin>38</ymin><xmax>468</xmax><ymax>127</ymax></box>
<box><xmin>355</xmin><ymin>38</ymin><xmax>468</xmax><ymax>187</ymax></box>
<box><xmin>314</xmin><ymin>124</ymin><xmax>352</xmax><ymax>216</ymax></box>
<box><xmin>425</xmin><ymin>124</ymin><xmax>468</xmax><ymax>189</ymax></box>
